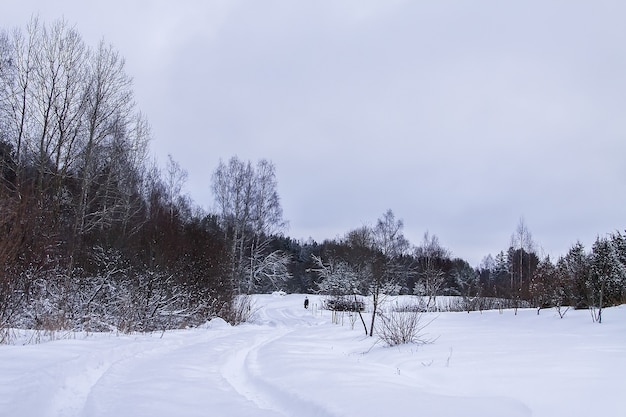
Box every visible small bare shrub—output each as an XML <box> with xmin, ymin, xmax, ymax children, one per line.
<box><xmin>376</xmin><ymin>309</ymin><xmax>436</xmax><ymax>347</ymax></box>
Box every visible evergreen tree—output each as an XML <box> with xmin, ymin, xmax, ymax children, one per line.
<box><xmin>563</xmin><ymin>242</ymin><xmax>589</xmax><ymax>308</ymax></box>
<box><xmin>588</xmin><ymin>237</ymin><xmax>626</xmax><ymax>323</ymax></box>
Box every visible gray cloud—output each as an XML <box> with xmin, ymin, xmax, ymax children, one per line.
<box><xmin>2</xmin><ymin>1</ymin><xmax>625</xmax><ymax>265</ymax></box>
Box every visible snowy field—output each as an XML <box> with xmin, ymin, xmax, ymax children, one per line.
<box><xmin>0</xmin><ymin>294</ymin><xmax>624</xmax><ymax>417</ymax></box>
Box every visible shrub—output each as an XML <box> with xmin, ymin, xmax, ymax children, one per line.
<box><xmin>376</xmin><ymin>309</ymin><xmax>435</xmax><ymax>346</ymax></box>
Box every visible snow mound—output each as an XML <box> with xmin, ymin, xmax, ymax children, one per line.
<box><xmin>206</xmin><ymin>317</ymin><xmax>231</xmax><ymax>329</ymax></box>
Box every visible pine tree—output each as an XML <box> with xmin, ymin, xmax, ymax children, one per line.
<box><xmin>564</xmin><ymin>242</ymin><xmax>589</xmax><ymax>308</ymax></box>
<box><xmin>588</xmin><ymin>237</ymin><xmax>626</xmax><ymax>323</ymax></box>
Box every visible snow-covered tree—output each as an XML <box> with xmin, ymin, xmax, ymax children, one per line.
<box><xmin>610</xmin><ymin>230</ymin><xmax>626</xmax><ymax>304</ymax></box>
<box><xmin>311</xmin><ymin>254</ymin><xmax>359</xmax><ymax>296</ymax></box>
<box><xmin>245</xmin><ymin>246</ymin><xmax>292</xmax><ymax>293</ymax></box>
<box><xmin>454</xmin><ymin>262</ymin><xmax>480</xmax><ymax>312</ymax></box>
<box><xmin>492</xmin><ymin>250</ymin><xmax>510</xmax><ymax>297</ymax></box>
<box><xmin>562</xmin><ymin>241</ymin><xmax>589</xmax><ymax>307</ymax></box>
<box><xmin>588</xmin><ymin>236</ymin><xmax>626</xmax><ymax>323</ymax></box>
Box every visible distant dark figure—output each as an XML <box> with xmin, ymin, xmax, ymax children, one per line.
<box><xmin>304</xmin><ymin>297</ymin><xmax>309</xmax><ymax>309</ymax></box>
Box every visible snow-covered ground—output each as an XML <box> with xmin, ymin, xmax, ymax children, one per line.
<box><xmin>1</xmin><ymin>294</ymin><xmax>624</xmax><ymax>417</ymax></box>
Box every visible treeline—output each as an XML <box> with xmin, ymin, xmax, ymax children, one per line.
<box><xmin>1</xmin><ymin>20</ymin><xmax>624</xmax><ymax>336</ymax></box>
<box><xmin>0</xmin><ymin>19</ymin><xmax>233</xmax><ymax>333</ymax></box>
<box><xmin>281</xmin><ymin>222</ymin><xmax>626</xmax><ymax>322</ymax></box>
<box><xmin>271</xmin><ymin>214</ymin><xmax>625</xmax><ymax>331</ymax></box>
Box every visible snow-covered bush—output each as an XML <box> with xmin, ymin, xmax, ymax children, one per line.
<box><xmin>323</xmin><ymin>296</ymin><xmax>365</xmax><ymax>312</ymax></box>
<box><xmin>0</xmin><ymin>258</ymin><xmax>231</xmax><ymax>339</ymax></box>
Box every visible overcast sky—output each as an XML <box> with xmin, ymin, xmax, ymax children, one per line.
<box><xmin>2</xmin><ymin>1</ymin><xmax>625</xmax><ymax>265</ymax></box>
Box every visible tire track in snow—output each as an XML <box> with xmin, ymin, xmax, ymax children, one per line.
<box><xmin>13</xmin><ymin>324</ymin><xmax>314</xmax><ymax>417</ymax></box>
<box><xmin>2</xmin><ymin>336</ymin><xmax>182</xmax><ymax>417</ymax></box>
<box><xmin>221</xmin><ymin>320</ymin><xmax>339</xmax><ymax>417</ymax></box>
<box><xmin>79</xmin><ymin>327</ymin><xmax>291</xmax><ymax>417</ymax></box>
<box><xmin>59</xmin><ymin>335</ymin><xmax>204</xmax><ymax>417</ymax></box>
<box><xmin>79</xmin><ymin>330</ymin><xmax>243</xmax><ymax>417</ymax></box>
<box><xmin>45</xmin><ymin>350</ymin><xmax>118</xmax><ymax>417</ymax></box>
<box><xmin>220</xmin><ymin>330</ymin><xmax>290</xmax><ymax>412</ymax></box>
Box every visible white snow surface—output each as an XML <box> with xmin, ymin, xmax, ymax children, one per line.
<box><xmin>1</xmin><ymin>294</ymin><xmax>624</xmax><ymax>417</ymax></box>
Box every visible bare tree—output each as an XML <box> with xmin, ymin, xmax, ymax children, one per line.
<box><xmin>211</xmin><ymin>156</ymin><xmax>287</xmax><ymax>293</ymax></box>
<box><xmin>45</xmin><ymin>21</ymin><xmax>86</xmax><ymax>190</ymax></box>
<box><xmin>1</xmin><ymin>19</ymin><xmax>40</xmax><ymax>179</ymax></box>
<box><xmin>0</xmin><ymin>31</ymin><xmax>12</xmax><ymax>149</ymax></box>
<box><xmin>366</xmin><ymin>209</ymin><xmax>409</xmax><ymax>337</ymax></box>
<box><xmin>0</xmin><ymin>30</ymin><xmax>9</xmax><ymax>82</ymax></box>
<box><xmin>164</xmin><ymin>154</ymin><xmax>188</xmax><ymax>222</ymax></box>
<box><xmin>25</xmin><ymin>20</ymin><xmax>88</xmax><ymax>196</ymax></box>
<box><xmin>212</xmin><ymin>156</ymin><xmax>253</xmax><ymax>289</ymax></box>
<box><xmin>251</xmin><ymin>159</ymin><xmax>285</xmax><ymax>237</ymax></box>
<box><xmin>73</xmin><ymin>39</ymin><xmax>135</xmax><ymax>242</ymax></box>
<box><xmin>414</xmin><ymin>232</ymin><xmax>450</xmax><ymax>310</ymax></box>
<box><xmin>117</xmin><ymin>113</ymin><xmax>151</xmax><ymax>236</ymax></box>
<box><xmin>509</xmin><ymin>217</ymin><xmax>536</xmax><ymax>310</ymax></box>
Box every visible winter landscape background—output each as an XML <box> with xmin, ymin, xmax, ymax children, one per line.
<box><xmin>1</xmin><ymin>6</ymin><xmax>625</xmax><ymax>417</ymax></box>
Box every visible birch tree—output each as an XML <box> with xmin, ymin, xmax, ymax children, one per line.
<box><xmin>509</xmin><ymin>217</ymin><xmax>536</xmax><ymax>306</ymax></box>
<box><xmin>414</xmin><ymin>232</ymin><xmax>450</xmax><ymax>310</ymax></box>
<box><xmin>164</xmin><ymin>154</ymin><xmax>188</xmax><ymax>222</ymax></box>
<box><xmin>24</xmin><ymin>19</ymin><xmax>88</xmax><ymax>197</ymax></box>
<box><xmin>73</xmin><ymin>39</ymin><xmax>135</xmax><ymax>241</ymax></box>
<box><xmin>211</xmin><ymin>156</ymin><xmax>288</xmax><ymax>293</ymax></box>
